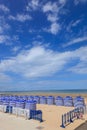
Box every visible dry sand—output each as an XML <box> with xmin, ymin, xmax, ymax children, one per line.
<box><xmin>0</xmin><ymin>93</ymin><xmax>87</xmax><ymax>130</ymax></box>
<box><xmin>0</xmin><ymin>104</ymin><xmax>87</xmax><ymax>130</ymax></box>
<box><xmin>1</xmin><ymin>92</ymin><xmax>87</xmax><ymax>97</ymax></box>
<box><xmin>37</xmin><ymin>104</ymin><xmax>87</xmax><ymax>130</ymax></box>
<box><xmin>0</xmin><ymin>112</ymin><xmax>39</xmax><ymax>130</ymax></box>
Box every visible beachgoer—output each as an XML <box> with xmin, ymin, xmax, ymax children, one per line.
<box><xmin>79</xmin><ymin>112</ymin><xmax>83</xmax><ymax>119</ymax></box>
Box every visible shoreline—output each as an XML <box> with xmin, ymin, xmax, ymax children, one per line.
<box><xmin>0</xmin><ymin>92</ymin><xmax>87</xmax><ymax>98</ymax></box>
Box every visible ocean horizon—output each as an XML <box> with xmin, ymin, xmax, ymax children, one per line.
<box><xmin>0</xmin><ymin>89</ymin><xmax>87</xmax><ymax>94</ymax></box>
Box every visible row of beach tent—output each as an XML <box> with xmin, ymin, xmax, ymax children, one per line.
<box><xmin>0</xmin><ymin>95</ymin><xmax>85</xmax><ymax>108</ymax></box>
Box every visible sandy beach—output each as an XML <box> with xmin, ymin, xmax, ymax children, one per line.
<box><xmin>0</xmin><ymin>93</ymin><xmax>87</xmax><ymax>130</ymax></box>
<box><xmin>0</xmin><ymin>104</ymin><xmax>87</xmax><ymax>130</ymax></box>
<box><xmin>0</xmin><ymin>0</ymin><xmax>87</xmax><ymax>129</ymax></box>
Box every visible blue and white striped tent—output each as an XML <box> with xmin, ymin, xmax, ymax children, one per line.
<box><xmin>55</xmin><ymin>96</ymin><xmax>64</xmax><ymax>106</ymax></box>
<box><xmin>28</xmin><ymin>96</ymin><xmax>34</xmax><ymax>101</ymax></box>
<box><xmin>9</xmin><ymin>100</ymin><xmax>16</xmax><ymax>107</ymax></box>
<box><xmin>22</xmin><ymin>96</ymin><xmax>28</xmax><ymax>100</ymax></box>
<box><xmin>16</xmin><ymin>100</ymin><xmax>25</xmax><ymax>109</ymax></box>
<box><xmin>0</xmin><ymin>97</ymin><xmax>3</xmax><ymax>105</ymax></box>
<box><xmin>25</xmin><ymin>100</ymin><xmax>36</xmax><ymax>110</ymax></box>
<box><xmin>73</xmin><ymin>96</ymin><xmax>85</xmax><ymax>108</ymax></box>
<box><xmin>40</xmin><ymin>96</ymin><xmax>47</xmax><ymax>104</ymax></box>
<box><xmin>2</xmin><ymin>99</ymin><xmax>9</xmax><ymax>106</ymax></box>
<box><xmin>34</xmin><ymin>96</ymin><xmax>40</xmax><ymax>104</ymax></box>
<box><xmin>64</xmin><ymin>96</ymin><xmax>73</xmax><ymax>107</ymax></box>
<box><xmin>47</xmin><ymin>96</ymin><xmax>54</xmax><ymax>105</ymax></box>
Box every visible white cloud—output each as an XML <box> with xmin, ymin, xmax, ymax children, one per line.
<box><xmin>32</xmin><ymin>40</ymin><xmax>50</xmax><ymax>48</ymax></box>
<box><xmin>63</xmin><ymin>36</ymin><xmax>87</xmax><ymax>47</ymax></box>
<box><xmin>48</xmin><ymin>22</ymin><xmax>60</xmax><ymax>35</ymax></box>
<box><xmin>0</xmin><ymin>34</ymin><xmax>19</xmax><ymax>45</ymax></box>
<box><xmin>26</xmin><ymin>0</ymin><xmax>39</xmax><ymax>11</ymax></box>
<box><xmin>0</xmin><ymin>23</ymin><xmax>10</xmax><ymax>34</ymax></box>
<box><xmin>47</xmin><ymin>13</ymin><xmax>58</xmax><ymax>22</ymax></box>
<box><xmin>0</xmin><ymin>46</ymin><xmax>87</xmax><ymax>79</ymax></box>
<box><xmin>69</xmin><ymin>62</ymin><xmax>87</xmax><ymax>74</ymax></box>
<box><xmin>0</xmin><ymin>35</ymin><xmax>11</xmax><ymax>44</ymax></box>
<box><xmin>12</xmin><ymin>46</ymin><xmax>21</xmax><ymax>53</ymax></box>
<box><xmin>32</xmin><ymin>41</ymin><xmax>43</xmax><ymax>46</ymax></box>
<box><xmin>44</xmin><ymin>23</ymin><xmax>60</xmax><ymax>35</ymax></box>
<box><xmin>0</xmin><ymin>16</ymin><xmax>11</xmax><ymax>34</ymax></box>
<box><xmin>44</xmin><ymin>13</ymin><xmax>60</xmax><ymax>34</ymax></box>
<box><xmin>8</xmin><ymin>15</ymin><xmax>15</xmax><ymax>20</ymax></box>
<box><xmin>68</xmin><ymin>47</ymin><xmax>87</xmax><ymax>74</ymax></box>
<box><xmin>0</xmin><ymin>46</ymin><xmax>71</xmax><ymax>78</ymax></box>
<box><xmin>59</xmin><ymin>0</ymin><xmax>66</xmax><ymax>5</ymax></box>
<box><xmin>72</xmin><ymin>19</ymin><xmax>81</xmax><ymax>27</ymax></box>
<box><xmin>74</xmin><ymin>0</ymin><xmax>87</xmax><ymax>5</ymax></box>
<box><xmin>17</xmin><ymin>14</ymin><xmax>32</xmax><ymax>22</ymax></box>
<box><xmin>66</xmin><ymin>19</ymin><xmax>81</xmax><ymax>33</ymax></box>
<box><xmin>0</xmin><ymin>4</ymin><xmax>10</xmax><ymax>13</ymax></box>
<box><xmin>42</xmin><ymin>1</ymin><xmax>61</xmax><ymax>35</ymax></box>
<box><xmin>0</xmin><ymin>73</ymin><xmax>11</xmax><ymax>82</ymax></box>
<box><xmin>43</xmin><ymin>2</ymin><xmax>58</xmax><ymax>13</ymax></box>
<box><xmin>0</xmin><ymin>15</ymin><xmax>11</xmax><ymax>45</ymax></box>
<box><xmin>26</xmin><ymin>0</ymin><xmax>66</xmax><ymax>35</ymax></box>
<box><xmin>9</xmin><ymin>14</ymin><xmax>32</xmax><ymax>22</ymax></box>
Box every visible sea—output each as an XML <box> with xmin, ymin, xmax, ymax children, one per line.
<box><xmin>0</xmin><ymin>89</ymin><xmax>87</xmax><ymax>95</ymax></box>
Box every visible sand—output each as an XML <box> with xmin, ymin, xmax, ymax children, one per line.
<box><xmin>0</xmin><ymin>112</ymin><xmax>40</xmax><ymax>130</ymax></box>
<box><xmin>0</xmin><ymin>104</ymin><xmax>87</xmax><ymax>130</ymax></box>
<box><xmin>0</xmin><ymin>93</ymin><xmax>87</xmax><ymax>130</ymax></box>
<box><xmin>1</xmin><ymin>92</ymin><xmax>87</xmax><ymax>97</ymax></box>
<box><xmin>37</xmin><ymin>104</ymin><xmax>87</xmax><ymax>130</ymax></box>
<box><xmin>75</xmin><ymin>121</ymin><xmax>87</xmax><ymax>130</ymax></box>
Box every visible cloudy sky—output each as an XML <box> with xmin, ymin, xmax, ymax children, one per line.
<box><xmin>0</xmin><ymin>0</ymin><xmax>87</xmax><ymax>91</ymax></box>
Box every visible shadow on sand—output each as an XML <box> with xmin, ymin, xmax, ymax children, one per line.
<box><xmin>74</xmin><ymin>120</ymin><xmax>87</xmax><ymax>130</ymax></box>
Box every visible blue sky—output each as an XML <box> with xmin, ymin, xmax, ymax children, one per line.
<box><xmin>0</xmin><ymin>0</ymin><xmax>87</xmax><ymax>91</ymax></box>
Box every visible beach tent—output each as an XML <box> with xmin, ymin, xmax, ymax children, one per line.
<box><xmin>47</xmin><ymin>96</ymin><xmax>54</xmax><ymax>105</ymax></box>
<box><xmin>40</xmin><ymin>96</ymin><xmax>47</xmax><ymax>104</ymax></box>
<box><xmin>55</xmin><ymin>96</ymin><xmax>64</xmax><ymax>106</ymax></box>
<box><xmin>64</xmin><ymin>96</ymin><xmax>73</xmax><ymax>107</ymax></box>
